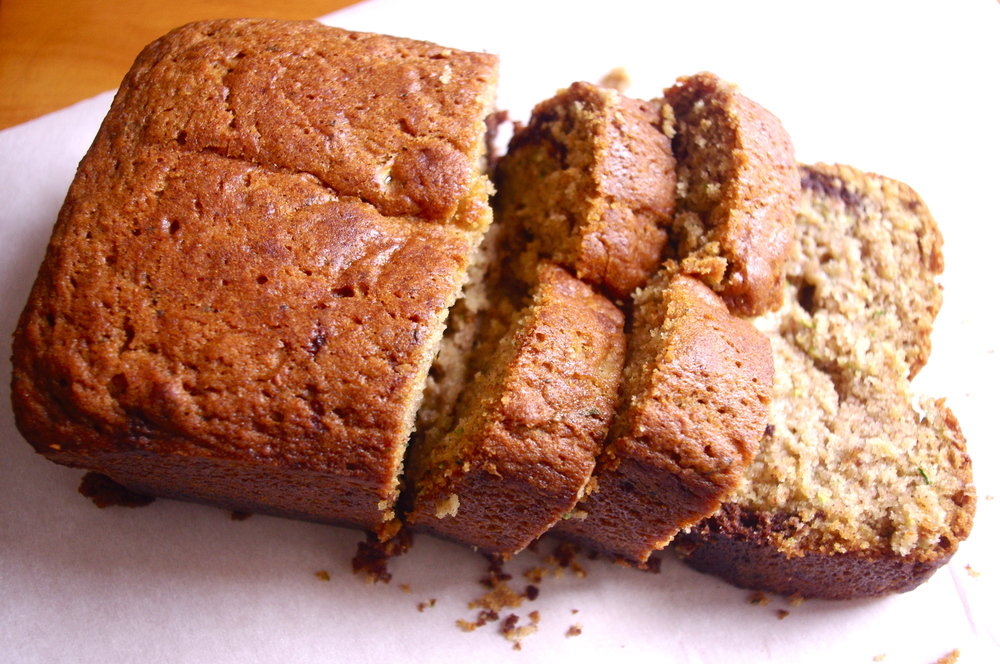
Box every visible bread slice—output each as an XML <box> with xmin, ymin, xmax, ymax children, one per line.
<box><xmin>493</xmin><ymin>81</ymin><xmax>676</xmax><ymax>301</ymax></box>
<box><xmin>665</xmin><ymin>72</ymin><xmax>800</xmax><ymax>316</ymax></box>
<box><xmin>674</xmin><ymin>163</ymin><xmax>976</xmax><ymax>598</ymax></box>
<box><xmin>553</xmin><ymin>270</ymin><xmax>773</xmax><ymax>564</ymax></box>
<box><xmin>10</xmin><ymin>19</ymin><xmax>499</xmax><ymax>538</ymax></box>
<box><xmin>406</xmin><ymin>262</ymin><xmax>625</xmax><ymax>557</ymax></box>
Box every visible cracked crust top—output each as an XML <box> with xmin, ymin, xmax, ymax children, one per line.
<box><xmin>113</xmin><ymin>19</ymin><xmax>498</xmax><ymax>224</ymax></box>
<box><xmin>10</xmin><ymin>19</ymin><xmax>499</xmax><ymax>536</ymax></box>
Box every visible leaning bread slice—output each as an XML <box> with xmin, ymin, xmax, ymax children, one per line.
<box><xmin>10</xmin><ymin>19</ymin><xmax>499</xmax><ymax>539</ymax></box>
<box><xmin>553</xmin><ymin>270</ymin><xmax>773</xmax><ymax>564</ymax></box>
<box><xmin>407</xmin><ymin>262</ymin><xmax>625</xmax><ymax>557</ymax></box>
<box><xmin>493</xmin><ymin>81</ymin><xmax>676</xmax><ymax>301</ymax></box>
<box><xmin>664</xmin><ymin>72</ymin><xmax>800</xmax><ymax>316</ymax></box>
<box><xmin>674</xmin><ymin>163</ymin><xmax>976</xmax><ymax>599</ymax></box>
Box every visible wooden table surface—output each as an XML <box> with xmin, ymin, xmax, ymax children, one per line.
<box><xmin>0</xmin><ymin>0</ymin><xmax>361</xmax><ymax>130</ymax></box>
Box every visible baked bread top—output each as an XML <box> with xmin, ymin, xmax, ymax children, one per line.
<box><xmin>675</xmin><ymin>164</ymin><xmax>976</xmax><ymax>598</ymax></box>
<box><xmin>10</xmin><ymin>19</ymin><xmax>499</xmax><ymax>536</ymax></box>
<box><xmin>554</xmin><ymin>270</ymin><xmax>773</xmax><ymax>563</ymax></box>
<box><xmin>113</xmin><ymin>19</ymin><xmax>497</xmax><ymax>224</ymax></box>
<box><xmin>665</xmin><ymin>72</ymin><xmax>799</xmax><ymax>316</ymax></box>
<box><xmin>494</xmin><ymin>81</ymin><xmax>676</xmax><ymax>300</ymax></box>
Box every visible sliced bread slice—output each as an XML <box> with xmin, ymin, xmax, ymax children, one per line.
<box><xmin>553</xmin><ymin>270</ymin><xmax>773</xmax><ymax>564</ymax></box>
<box><xmin>674</xmin><ymin>163</ymin><xmax>976</xmax><ymax>599</ymax></box>
<box><xmin>665</xmin><ymin>72</ymin><xmax>800</xmax><ymax>316</ymax></box>
<box><xmin>493</xmin><ymin>81</ymin><xmax>676</xmax><ymax>301</ymax></box>
<box><xmin>406</xmin><ymin>262</ymin><xmax>625</xmax><ymax>557</ymax></box>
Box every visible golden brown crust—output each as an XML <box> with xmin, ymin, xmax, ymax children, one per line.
<box><xmin>664</xmin><ymin>72</ymin><xmax>799</xmax><ymax>316</ymax></box>
<box><xmin>675</xmin><ymin>503</ymin><xmax>955</xmax><ymax>600</ymax></box>
<box><xmin>494</xmin><ymin>81</ymin><xmax>676</xmax><ymax>300</ymax></box>
<box><xmin>407</xmin><ymin>263</ymin><xmax>625</xmax><ymax>556</ymax></box>
<box><xmin>673</xmin><ymin>164</ymin><xmax>975</xmax><ymax>599</ymax></box>
<box><xmin>554</xmin><ymin>272</ymin><xmax>773</xmax><ymax>563</ymax></box>
<box><xmin>10</xmin><ymin>19</ymin><xmax>499</xmax><ymax>537</ymax></box>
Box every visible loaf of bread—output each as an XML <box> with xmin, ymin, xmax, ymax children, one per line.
<box><xmin>10</xmin><ymin>19</ymin><xmax>499</xmax><ymax>538</ymax></box>
<box><xmin>553</xmin><ymin>270</ymin><xmax>773</xmax><ymax>564</ymax></box>
<box><xmin>665</xmin><ymin>72</ymin><xmax>800</xmax><ymax>316</ymax></box>
<box><xmin>407</xmin><ymin>262</ymin><xmax>625</xmax><ymax>556</ymax></box>
<box><xmin>13</xmin><ymin>22</ymin><xmax>974</xmax><ymax>601</ymax></box>
<box><xmin>674</xmin><ymin>163</ymin><xmax>976</xmax><ymax>598</ymax></box>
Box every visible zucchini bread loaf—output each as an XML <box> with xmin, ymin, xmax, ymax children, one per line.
<box><xmin>10</xmin><ymin>19</ymin><xmax>499</xmax><ymax>539</ymax></box>
<box><xmin>674</xmin><ymin>163</ymin><xmax>976</xmax><ymax>598</ymax></box>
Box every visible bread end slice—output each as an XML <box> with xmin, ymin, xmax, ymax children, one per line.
<box><xmin>673</xmin><ymin>163</ymin><xmax>976</xmax><ymax>598</ymax></box>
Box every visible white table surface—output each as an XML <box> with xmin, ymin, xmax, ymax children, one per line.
<box><xmin>2</xmin><ymin>1</ymin><xmax>998</xmax><ymax>662</ymax></box>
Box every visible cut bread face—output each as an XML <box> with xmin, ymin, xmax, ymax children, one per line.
<box><xmin>407</xmin><ymin>262</ymin><xmax>625</xmax><ymax>557</ymax></box>
<box><xmin>10</xmin><ymin>19</ymin><xmax>499</xmax><ymax>539</ymax></box>
<box><xmin>665</xmin><ymin>72</ymin><xmax>800</xmax><ymax>317</ymax></box>
<box><xmin>553</xmin><ymin>270</ymin><xmax>773</xmax><ymax>564</ymax></box>
<box><xmin>493</xmin><ymin>81</ymin><xmax>677</xmax><ymax>301</ymax></box>
<box><xmin>674</xmin><ymin>163</ymin><xmax>976</xmax><ymax>599</ymax></box>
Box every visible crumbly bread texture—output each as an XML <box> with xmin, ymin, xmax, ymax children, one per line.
<box><xmin>493</xmin><ymin>81</ymin><xmax>676</xmax><ymax>301</ymax></box>
<box><xmin>407</xmin><ymin>263</ymin><xmax>625</xmax><ymax>557</ymax></box>
<box><xmin>554</xmin><ymin>271</ymin><xmax>773</xmax><ymax>564</ymax></box>
<box><xmin>675</xmin><ymin>164</ymin><xmax>976</xmax><ymax>599</ymax></box>
<box><xmin>10</xmin><ymin>19</ymin><xmax>499</xmax><ymax>538</ymax></box>
<box><xmin>664</xmin><ymin>72</ymin><xmax>799</xmax><ymax>316</ymax></box>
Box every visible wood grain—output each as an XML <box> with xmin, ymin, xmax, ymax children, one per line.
<box><xmin>0</xmin><ymin>0</ymin><xmax>361</xmax><ymax>130</ymax></box>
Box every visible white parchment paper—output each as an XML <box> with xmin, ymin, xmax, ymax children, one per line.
<box><xmin>2</xmin><ymin>1</ymin><xmax>998</xmax><ymax>662</ymax></box>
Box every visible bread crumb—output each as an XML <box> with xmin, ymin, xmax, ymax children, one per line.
<box><xmin>470</xmin><ymin>582</ymin><xmax>523</xmax><ymax>612</ymax></box>
<box><xmin>417</xmin><ymin>598</ymin><xmax>437</xmax><ymax>612</ymax></box>
<box><xmin>776</xmin><ymin>609</ymin><xmax>789</xmax><ymax>620</ymax></box>
<box><xmin>315</xmin><ymin>570</ymin><xmax>330</xmax><ymax>582</ymax></box>
<box><xmin>500</xmin><ymin>611</ymin><xmax>541</xmax><ymax>649</ymax></box>
<box><xmin>435</xmin><ymin>493</ymin><xmax>460</xmax><ymax>518</ymax></box>
<box><xmin>598</xmin><ymin>67</ymin><xmax>631</xmax><ymax>93</ymax></box>
<box><xmin>547</xmin><ymin>542</ymin><xmax>588</xmax><ymax>578</ymax></box>
<box><xmin>873</xmin><ymin>655</ymin><xmax>886</xmax><ymax>662</ymax></box>
<box><xmin>78</xmin><ymin>472</ymin><xmax>155</xmax><ymax>509</ymax></box>
<box><xmin>456</xmin><ymin>619</ymin><xmax>479</xmax><ymax>632</ymax></box>
<box><xmin>932</xmin><ymin>649</ymin><xmax>960</xmax><ymax>664</ymax></box>
<box><xmin>351</xmin><ymin>529</ymin><xmax>413</xmax><ymax>584</ymax></box>
<box><xmin>749</xmin><ymin>591</ymin><xmax>770</xmax><ymax>606</ymax></box>
<box><xmin>400</xmin><ymin>583</ymin><xmax>411</xmax><ymax>593</ymax></box>
<box><xmin>788</xmin><ymin>593</ymin><xmax>805</xmax><ymax>607</ymax></box>
<box><xmin>965</xmin><ymin>564</ymin><xmax>980</xmax><ymax>578</ymax></box>
<box><xmin>524</xmin><ymin>567</ymin><xmax>548</xmax><ymax>584</ymax></box>
<box><xmin>567</xmin><ymin>623</ymin><xmax>583</xmax><ymax>637</ymax></box>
